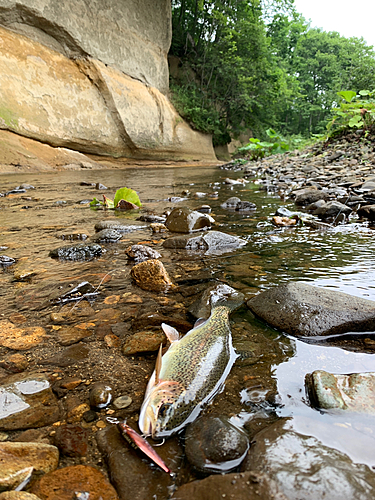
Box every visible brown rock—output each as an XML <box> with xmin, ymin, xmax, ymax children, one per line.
<box><xmin>122</xmin><ymin>293</ymin><xmax>143</xmax><ymax>304</ymax></box>
<box><xmin>60</xmin><ymin>377</ymin><xmax>82</xmax><ymax>390</ymax></box>
<box><xmin>8</xmin><ymin>313</ymin><xmax>27</xmax><ymax>324</ymax></box>
<box><xmin>56</xmin><ymin>326</ymin><xmax>93</xmax><ymax>346</ymax></box>
<box><xmin>31</xmin><ymin>465</ymin><xmax>118</xmax><ymax>500</ymax></box>
<box><xmin>0</xmin><ymin>373</ymin><xmax>60</xmax><ymax>431</ymax></box>
<box><xmin>131</xmin><ymin>259</ymin><xmax>176</xmax><ymax>293</ymax></box>
<box><xmin>122</xmin><ymin>331</ymin><xmax>166</xmax><ymax>355</ymax></box>
<box><xmin>94</xmin><ymin>308</ymin><xmax>122</xmax><ymax>324</ymax></box>
<box><xmin>172</xmin><ymin>471</ymin><xmax>287</xmax><ymax>500</ymax></box>
<box><xmin>0</xmin><ymin>320</ymin><xmax>46</xmax><ymax>350</ymax></box>
<box><xmin>50</xmin><ymin>302</ymin><xmax>95</xmax><ymax>324</ymax></box>
<box><xmin>0</xmin><ymin>353</ymin><xmax>28</xmax><ymax>373</ymax></box>
<box><xmin>104</xmin><ymin>295</ymin><xmax>121</xmax><ymax>305</ymax></box>
<box><xmin>0</xmin><ymin>441</ymin><xmax>59</xmax><ymax>491</ymax></box>
<box><xmin>54</xmin><ymin>424</ymin><xmax>89</xmax><ymax>457</ymax></box>
<box><xmin>67</xmin><ymin>403</ymin><xmax>91</xmax><ymax>424</ymax></box>
<box><xmin>0</xmin><ymin>492</ymin><xmax>42</xmax><ymax>499</ymax></box>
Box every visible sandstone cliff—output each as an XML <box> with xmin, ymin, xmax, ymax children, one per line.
<box><xmin>0</xmin><ymin>0</ymin><xmax>216</xmax><ymax>163</ymax></box>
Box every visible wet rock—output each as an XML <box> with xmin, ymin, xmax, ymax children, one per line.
<box><xmin>359</xmin><ymin>180</ymin><xmax>375</xmax><ymax>192</ymax></box>
<box><xmin>89</xmin><ymin>383</ymin><xmax>113</xmax><ymax>410</ymax></box>
<box><xmin>8</xmin><ymin>314</ymin><xmax>27</xmax><ymax>325</ymax></box>
<box><xmin>165</xmin><ymin>207</ymin><xmax>214</xmax><ymax>233</ymax></box>
<box><xmin>125</xmin><ymin>245</ymin><xmax>161</xmax><ymax>263</ymax></box>
<box><xmin>247</xmin><ymin>282</ymin><xmax>375</xmax><ymax>337</ymax></box>
<box><xmin>91</xmin><ymin>229</ymin><xmax>122</xmax><ymax>243</ymax></box>
<box><xmin>83</xmin><ymin>410</ymin><xmax>98</xmax><ymax>423</ymax></box>
<box><xmin>113</xmin><ymin>395</ymin><xmax>132</xmax><ymax>409</ymax></box>
<box><xmin>221</xmin><ymin>196</ymin><xmax>241</xmax><ymax>208</ymax></box>
<box><xmin>163</xmin><ymin>230</ymin><xmax>246</xmax><ymax>255</ymax></box>
<box><xmin>0</xmin><ymin>492</ymin><xmax>41</xmax><ymax>499</ymax></box>
<box><xmin>56</xmin><ymin>326</ymin><xmax>93</xmax><ymax>346</ymax></box>
<box><xmin>0</xmin><ymin>441</ymin><xmax>59</xmax><ymax>490</ymax></box>
<box><xmin>96</xmin><ymin>425</ymin><xmax>178</xmax><ymax>500</ymax></box>
<box><xmin>137</xmin><ymin>214</ymin><xmax>166</xmax><ymax>223</ymax></box>
<box><xmin>130</xmin><ymin>259</ymin><xmax>176</xmax><ymax>293</ymax></box>
<box><xmin>30</xmin><ymin>465</ymin><xmax>118</xmax><ymax>500</ymax></box>
<box><xmin>312</xmin><ymin>200</ymin><xmax>352</xmax><ymax>220</ymax></box>
<box><xmin>305</xmin><ymin>370</ymin><xmax>375</xmax><ymax>413</ymax></box>
<box><xmin>132</xmin><ymin>313</ymin><xmax>192</xmax><ymax>334</ymax></box>
<box><xmin>94</xmin><ymin>220</ymin><xmax>147</xmax><ymax>233</ymax></box>
<box><xmin>49</xmin><ymin>243</ymin><xmax>102</xmax><ymax>260</ymax></box>
<box><xmin>236</xmin><ymin>200</ymin><xmax>257</xmax><ymax>211</ymax></box>
<box><xmin>189</xmin><ymin>283</ymin><xmax>245</xmax><ymax>320</ymax></box>
<box><xmin>242</xmin><ymin>420</ymin><xmax>375</xmax><ymax>500</ymax></box>
<box><xmin>357</xmin><ymin>205</ymin><xmax>375</xmax><ymax>221</ymax></box>
<box><xmin>195</xmin><ymin>205</ymin><xmax>212</xmax><ymax>214</ymax></box>
<box><xmin>0</xmin><ymin>320</ymin><xmax>46</xmax><ymax>350</ymax></box>
<box><xmin>173</xmin><ymin>471</ymin><xmax>287</xmax><ymax>500</ymax></box>
<box><xmin>0</xmin><ymin>354</ymin><xmax>28</xmax><ymax>374</ymax></box>
<box><xmin>40</xmin><ymin>344</ymin><xmax>90</xmax><ymax>368</ymax></box>
<box><xmin>150</xmin><ymin>222</ymin><xmax>167</xmax><ymax>233</ymax></box>
<box><xmin>0</xmin><ymin>256</ymin><xmax>16</xmax><ymax>267</ymax></box>
<box><xmin>60</xmin><ymin>233</ymin><xmax>88</xmax><ymax>240</ymax></box>
<box><xmin>50</xmin><ymin>302</ymin><xmax>95</xmax><ymax>324</ymax></box>
<box><xmin>54</xmin><ymin>424</ymin><xmax>89</xmax><ymax>457</ymax></box>
<box><xmin>272</xmin><ymin>216</ymin><xmax>298</xmax><ymax>227</ymax></box>
<box><xmin>96</xmin><ymin>182</ymin><xmax>107</xmax><ymax>190</ymax></box>
<box><xmin>122</xmin><ymin>331</ymin><xmax>165</xmax><ymax>355</ymax></box>
<box><xmin>294</xmin><ymin>188</ymin><xmax>331</xmax><ymax>206</ymax></box>
<box><xmin>185</xmin><ymin>416</ymin><xmax>249</xmax><ymax>473</ymax></box>
<box><xmin>116</xmin><ymin>199</ymin><xmax>140</xmax><ymax>210</ymax></box>
<box><xmin>0</xmin><ymin>373</ymin><xmax>60</xmax><ymax>431</ymax></box>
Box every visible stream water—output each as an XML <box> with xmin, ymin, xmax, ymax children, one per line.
<box><xmin>1</xmin><ymin>166</ymin><xmax>375</xmax><ymax>474</ymax></box>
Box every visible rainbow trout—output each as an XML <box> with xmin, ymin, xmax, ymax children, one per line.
<box><xmin>139</xmin><ymin>284</ymin><xmax>244</xmax><ymax>438</ymax></box>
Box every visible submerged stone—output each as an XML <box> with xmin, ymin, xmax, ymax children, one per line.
<box><xmin>49</xmin><ymin>243</ymin><xmax>102</xmax><ymax>260</ymax></box>
<box><xmin>247</xmin><ymin>282</ymin><xmax>375</xmax><ymax>337</ymax></box>
<box><xmin>94</xmin><ymin>220</ymin><xmax>147</xmax><ymax>233</ymax></box>
<box><xmin>185</xmin><ymin>416</ymin><xmax>249</xmax><ymax>473</ymax></box>
<box><xmin>305</xmin><ymin>370</ymin><xmax>375</xmax><ymax>413</ymax></box>
<box><xmin>91</xmin><ymin>229</ymin><xmax>122</xmax><ymax>242</ymax></box>
<box><xmin>125</xmin><ymin>244</ymin><xmax>161</xmax><ymax>263</ymax></box>
<box><xmin>163</xmin><ymin>230</ymin><xmax>246</xmax><ymax>255</ymax></box>
<box><xmin>130</xmin><ymin>259</ymin><xmax>175</xmax><ymax>293</ymax></box>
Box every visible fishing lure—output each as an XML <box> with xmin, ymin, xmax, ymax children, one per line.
<box><xmin>107</xmin><ymin>417</ymin><xmax>172</xmax><ymax>475</ymax></box>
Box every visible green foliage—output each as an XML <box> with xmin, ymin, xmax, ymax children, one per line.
<box><xmin>90</xmin><ymin>187</ymin><xmax>141</xmax><ymax>209</ymax></box>
<box><xmin>327</xmin><ymin>90</ymin><xmax>375</xmax><ymax>134</ymax></box>
<box><xmin>238</xmin><ymin>128</ymin><xmax>290</xmax><ymax>159</ymax></box>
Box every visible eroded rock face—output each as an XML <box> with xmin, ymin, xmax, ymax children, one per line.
<box><xmin>0</xmin><ymin>3</ymin><xmax>216</xmax><ymax>162</ymax></box>
<box><xmin>247</xmin><ymin>282</ymin><xmax>375</xmax><ymax>337</ymax></box>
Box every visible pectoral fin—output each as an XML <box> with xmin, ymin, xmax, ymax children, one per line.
<box><xmin>161</xmin><ymin>323</ymin><xmax>180</xmax><ymax>342</ymax></box>
<box><xmin>155</xmin><ymin>343</ymin><xmax>163</xmax><ymax>385</ymax></box>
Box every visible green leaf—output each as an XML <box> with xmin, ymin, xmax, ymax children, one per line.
<box><xmin>337</xmin><ymin>91</ymin><xmax>356</xmax><ymax>103</ymax></box>
<box><xmin>90</xmin><ymin>197</ymin><xmax>102</xmax><ymax>207</ymax></box>
<box><xmin>348</xmin><ymin>115</ymin><xmax>363</xmax><ymax>127</ymax></box>
<box><xmin>359</xmin><ymin>90</ymin><xmax>370</xmax><ymax>96</ymax></box>
<box><xmin>113</xmin><ymin>187</ymin><xmax>142</xmax><ymax>208</ymax></box>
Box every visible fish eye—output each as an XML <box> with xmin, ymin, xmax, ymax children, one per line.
<box><xmin>158</xmin><ymin>403</ymin><xmax>172</xmax><ymax>418</ymax></box>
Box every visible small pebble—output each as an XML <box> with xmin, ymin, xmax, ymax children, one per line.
<box><xmin>113</xmin><ymin>395</ymin><xmax>132</xmax><ymax>409</ymax></box>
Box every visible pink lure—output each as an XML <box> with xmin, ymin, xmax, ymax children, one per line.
<box><xmin>118</xmin><ymin>421</ymin><xmax>172</xmax><ymax>474</ymax></box>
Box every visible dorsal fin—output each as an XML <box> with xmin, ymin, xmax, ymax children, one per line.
<box><xmin>161</xmin><ymin>323</ymin><xmax>180</xmax><ymax>342</ymax></box>
<box><xmin>155</xmin><ymin>343</ymin><xmax>163</xmax><ymax>385</ymax></box>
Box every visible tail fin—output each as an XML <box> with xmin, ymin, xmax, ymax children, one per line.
<box><xmin>209</xmin><ymin>284</ymin><xmax>244</xmax><ymax>312</ymax></box>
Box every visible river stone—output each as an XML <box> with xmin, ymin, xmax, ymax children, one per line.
<box><xmin>189</xmin><ymin>283</ymin><xmax>245</xmax><ymax>320</ymax></box>
<box><xmin>0</xmin><ymin>493</ymin><xmax>42</xmax><ymax>499</ymax></box>
<box><xmin>94</xmin><ymin>221</ymin><xmax>147</xmax><ymax>233</ymax></box>
<box><xmin>96</xmin><ymin>425</ymin><xmax>179</xmax><ymax>500</ymax></box>
<box><xmin>357</xmin><ymin>205</ymin><xmax>375</xmax><ymax>221</ymax></box>
<box><xmin>0</xmin><ymin>373</ymin><xmax>60</xmax><ymax>430</ymax></box>
<box><xmin>172</xmin><ymin>471</ymin><xmax>287</xmax><ymax>500</ymax></box>
<box><xmin>54</xmin><ymin>424</ymin><xmax>89</xmax><ymax>457</ymax></box>
<box><xmin>165</xmin><ymin>207</ymin><xmax>214</xmax><ymax>233</ymax></box>
<box><xmin>0</xmin><ymin>256</ymin><xmax>16</xmax><ymax>267</ymax></box>
<box><xmin>0</xmin><ymin>441</ymin><xmax>59</xmax><ymax>491</ymax></box>
<box><xmin>122</xmin><ymin>330</ymin><xmax>165</xmax><ymax>355</ymax></box>
<box><xmin>91</xmin><ymin>229</ymin><xmax>122</xmax><ymax>242</ymax></box>
<box><xmin>0</xmin><ymin>354</ymin><xmax>28</xmax><ymax>374</ymax></box>
<box><xmin>312</xmin><ymin>200</ymin><xmax>352</xmax><ymax>220</ymax></box>
<box><xmin>0</xmin><ymin>320</ymin><xmax>46</xmax><ymax>350</ymax></box>
<box><xmin>89</xmin><ymin>382</ymin><xmax>113</xmax><ymax>410</ymax></box>
<box><xmin>242</xmin><ymin>420</ymin><xmax>375</xmax><ymax>500</ymax></box>
<box><xmin>30</xmin><ymin>465</ymin><xmax>118</xmax><ymax>500</ymax></box>
<box><xmin>56</xmin><ymin>326</ymin><xmax>93</xmax><ymax>346</ymax></box>
<box><xmin>305</xmin><ymin>370</ymin><xmax>375</xmax><ymax>413</ymax></box>
<box><xmin>49</xmin><ymin>243</ymin><xmax>102</xmax><ymax>260</ymax></box>
<box><xmin>163</xmin><ymin>230</ymin><xmax>246</xmax><ymax>254</ymax></box>
<box><xmin>130</xmin><ymin>259</ymin><xmax>176</xmax><ymax>293</ymax></box>
<box><xmin>247</xmin><ymin>282</ymin><xmax>375</xmax><ymax>337</ymax></box>
<box><xmin>125</xmin><ymin>244</ymin><xmax>161</xmax><ymax>263</ymax></box>
<box><xmin>185</xmin><ymin>416</ymin><xmax>249</xmax><ymax>473</ymax></box>
<box><xmin>294</xmin><ymin>188</ymin><xmax>331</xmax><ymax>206</ymax></box>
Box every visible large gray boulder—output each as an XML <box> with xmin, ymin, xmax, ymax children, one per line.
<box><xmin>247</xmin><ymin>282</ymin><xmax>375</xmax><ymax>337</ymax></box>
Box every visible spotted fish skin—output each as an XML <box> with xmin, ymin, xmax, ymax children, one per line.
<box><xmin>139</xmin><ymin>284</ymin><xmax>244</xmax><ymax>438</ymax></box>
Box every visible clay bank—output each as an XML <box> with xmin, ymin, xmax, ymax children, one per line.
<box><xmin>0</xmin><ymin>0</ymin><xmax>216</xmax><ymax>174</ymax></box>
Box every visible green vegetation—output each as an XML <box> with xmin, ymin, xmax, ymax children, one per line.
<box><xmin>169</xmin><ymin>1</ymin><xmax>375</xmax><ymax>150</ymax></box>
<box><xmin>327</xmin><ymin>90</ymin><xmax>375</xmax><ymax>135</ymax></box>
<box><xmin>90</xmin><ymin>187</ymin><xmax>141</xmax><ymax>209</ymax></box>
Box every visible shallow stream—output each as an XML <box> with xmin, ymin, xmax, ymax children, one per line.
<box><xmin>1</xmin><ymin>165</ymin><xmax>375</xmax><ymax>475</ymax></box>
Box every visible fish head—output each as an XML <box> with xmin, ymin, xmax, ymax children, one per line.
<box><xmin>139</xmin><ymin>380</ymin><xmax>186</xmax><ymax>438</ymax></box>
